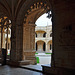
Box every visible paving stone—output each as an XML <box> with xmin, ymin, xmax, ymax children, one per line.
<box><xmin>0</xmin><ymin>65</ymin><xmax>44</xmax><ymax>75</ymax></box>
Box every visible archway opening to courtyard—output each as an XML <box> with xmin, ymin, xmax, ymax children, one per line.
<box><xmin>34</xmin><ymin>13</ymin><xmax>52</xmax><ymax>65</ymax></box>
<box><xmin>23</xmin><ymin>1</ymin><xmax>52</xmax><ymax>65</ymax></box>
<box><xmin>0</xmin><ymin>16</ymin><xmax>11</xmax><ymax>64</ymax></box>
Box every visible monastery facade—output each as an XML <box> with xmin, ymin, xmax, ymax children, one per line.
<box><xmin>35</xmin><ymin>25</ymin><xmax>52</xmax><ymax>53</ymax></box>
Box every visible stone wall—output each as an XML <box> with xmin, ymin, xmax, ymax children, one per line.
<box><xmin>52</xmin><ymin>0</ymin><xmax>75</xmax><ymax>69</ymax></box>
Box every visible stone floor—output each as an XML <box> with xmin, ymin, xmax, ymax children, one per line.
<box><xmin>21</xmin><ymin>65</ymin><xmax>42</xmax><ymax>72</ymax></box>
<box><xmin>0</xmin><ymin>65</ymin><xmax>44</xmax><ymax>75</ymax></box>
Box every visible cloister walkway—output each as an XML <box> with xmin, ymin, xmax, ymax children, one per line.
<box><xmin>0</xmin><ymin>65</ymin><xmax>43</xmax><ymax>75</ymax></box>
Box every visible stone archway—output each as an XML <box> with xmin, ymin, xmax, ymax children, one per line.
<box><xmin>0</xmin><ymin>16</ymin><xmax>11</xmax><ymax>52</ymax></box>
<box><xmin>22</xmin><ymin>1</ymin><xmax>51</xmax><ymax>64</ymax></box>
<box><xmin>0</xmin><ymin>15</ymin><xmax>11</xmax><ymax>65</ymax></box>
<box><xmin>9</xmin><ymin>0</ymin><xmax>75</xmax><ymax>70</ymax></box>
<box><xmin>0</xmin><ymin>1</ymin><xmax>75</xmax><ymax>73</ymax></box>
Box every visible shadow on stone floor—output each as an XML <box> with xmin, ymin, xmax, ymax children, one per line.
<box><xmin>0</xmin><ymin>65</ymin><xmax>44</xmax><ymax>75</ymax></box>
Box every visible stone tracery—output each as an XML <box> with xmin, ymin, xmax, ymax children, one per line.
<box><xmin>0</xmin><ymin>16</ymin><xmax>11</xmax><ymax>55</ymax></box>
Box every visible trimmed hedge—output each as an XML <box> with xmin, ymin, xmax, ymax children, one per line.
<box><xmin>35</xmin><ymin>53</ymin><xmax>38</xmax><ymax>54</ymax></box>
<box><xmin>36</xmin><ymin>57</ymin><xmax>39</xmax><ymax>63</ymax></box>
<box><xmin>45</xmin><ymin>53</ymin><xmax>52</xmax><ymax>54</ymax></box>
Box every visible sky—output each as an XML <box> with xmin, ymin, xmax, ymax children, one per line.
<box><xmin>35</xmin><ymin>13</ymin><xmax>52</xmax><ymax>26</ymax></box>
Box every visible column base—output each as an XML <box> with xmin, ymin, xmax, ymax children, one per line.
<box><xmin>23</xmin><ymin>50</ymin><xmax>37</xmax><ymax>65</ymax></box>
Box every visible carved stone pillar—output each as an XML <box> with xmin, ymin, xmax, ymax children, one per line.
<box><xmin>46</xmin><ymin>42</ymin><xmax>52</xmax><ymax>53</ymax></box>
<box><xmin>2</xmin><ymin>32</ymin><xmax>5</xmax><ymax>49</ymax></box>
<box><xmin>46</xmin><ymin>43</ymin><xmax>48</xmax><ymax>53</ymax></box>
<box><xmin>6</xmin><ymin>27</ymin><xmax>9</xmax><ymax>54</ymax></box>
<box><xmin>23</xmin><ymin>23</ymin><xmax>36</xmax><ymax>64</ymax></box>
<box><xmin>0</xmin><ymin>28</ymin><xmax>5</xmax><ymax>54</ymax></box>
<box><xmin>37</xmin><ymin>41</ymin><xmax>44</xmax><ymax>52</ymax></box>
<box><xmin>8</xmin><ymin>4</ymin><xmax>24</xmax><ymax>66</ymax></box>
<box><xmin>11</xmin><ymin>21</ymin><xmax>23</xmax><ymax>60</ymax></box>
<box><xmin>10</xmin><ymin>22</ymin><xmax>24</xmax><ymax>66</ymax></box>
<box><xmin>11</xmin><ymin>24</ymin><xmax>17</xmax><ymax>61</ymax></box>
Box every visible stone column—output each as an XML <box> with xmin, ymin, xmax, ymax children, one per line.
<box><xmin>46</xmin><ymin>42</ymin><xmax>51</xmax><ymax>53</ymax></box>
<box><xmin>1</xmin><ymin>28</ymin><xmax>3</xmax><ymax>50</ymax></box>
<box><xmin>46</xmin><ymin>43</ymin><xmax>48</xmax><ymax>52</ymax></box>
<box><xmin>6</xmin><ymin>27</ymin><xmax>9</xmax><ymax>54</ymax></box>
<box><xmin>10</xmin><ymin>5</ymin><xmax>17</xmax><ymax>62</ymax></box>
<box><xmin>3</xmin><ymin>32</ymin><xmax>6</xmax><ymax>49</ymax></box>
<box><xmin>10</xmin><ymin>22</ymin><xmax>23</xmax><ymax>66</ymax></box>
<box><xmin>37</xmin><ymin>41</ymin><xmax>44</xmax><ymax>52</ymax></box>
<box><xmin>11</xmin><ymin>23</ymin><xmax>17</xmax><ymax>61</ymax></box>
<box><xmin>11</xmin><ymin>21</ymin><xmax>23</xmax><ymax>60</ymax></box>
<box><xmin>9</xmin><ymin>2</ymin><xmax>23</xmax><ymax>66</ymax></box>
<box><xmin>0</xmin><ymin>28</ymin><xmax>5</xmax><ymax>54</ymax></box>
<box><xmin>0</xmin><ymin>29</ymin><xmax>3</xmax><ymax>53</ymax></box>
<box><xmin>23</xmin><ymin>23</ymin><xmax>36</xmax><ymax>64</ymax></box>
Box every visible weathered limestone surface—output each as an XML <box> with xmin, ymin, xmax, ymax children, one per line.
<box><xmin>23</xmin><ymin>24</ymin><xmax>36</xmax><ymax>64</ymax></box>
<box><xmin>0</xmin><ymin>0</ymin><xmax>75</xmax><ymax>74</ymax></box>
<box><xmin>52</xmin><ymin>0</ymin><xmax>75</xmax><ymax>69</ymax></box>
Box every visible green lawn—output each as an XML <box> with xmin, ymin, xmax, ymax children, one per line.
<box><xmin>45</xmin><ymin>53</ymin><xmax>52</xmax><ymax>54</ymax></box>
<box><xmin>35</xmin><ymin>53</ymin><xmax>38</xmax><ymax>54</ymax></box>
<box><xmin>36</xmin><ymin>57</ymin><xmax>39</xmax><ymax>63</ymax></box>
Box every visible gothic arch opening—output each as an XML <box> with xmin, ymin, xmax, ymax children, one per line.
<box><xmin>22</xmin><ymin>1</ymin><xmax>52</xmax><ymax>65</ymax></box>
<box><xmin>0</xmin><ymin>15</ymin><xmax>11</xmax><ymax>63</ymax></box>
